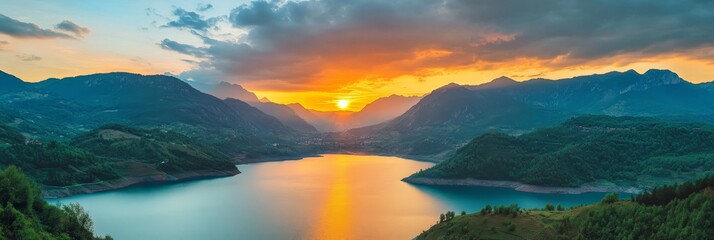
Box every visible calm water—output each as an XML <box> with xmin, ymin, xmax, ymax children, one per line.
<box><xmin>49</xmin><ymin>154</ymin><xmax>613</xmax><ymax>240</ymax></box>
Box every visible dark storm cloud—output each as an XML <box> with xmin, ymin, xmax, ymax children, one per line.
<box><xmin>0</xmin><ymin>14</ymin><xmax>73</xmax><ymax>39</ymax></box>
<box><xmin>160</xmin><ymin>0</ymin><xmax>714</xmax><ymax>88</ymax></box>
<box><xmin>164</xmin><ymin>8</ymin><xmax>219</xmax><ymax>32</ymax></box>
<box><xmin>446</xmin><ymin>0</ymin><xmax>714</xmax><ymax>61</ymax></box>
<box><xmin>55</xmin><ymin>20</ymin><xmax>90</xmax><ymax>37</ymax></box>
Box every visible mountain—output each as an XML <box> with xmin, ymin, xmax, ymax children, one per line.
<box><xmin>416</xmin><ymin>176</ymin><xmax>714</xmax><ymax>240</ymax></box>
<box><xmin>405</xmin><ymin>115</ymin><xmax>714</xmax><ymax>189</ymax></box>
<box><xmin>467</xmin><ymin>76</ymin><xmax>518</xmax><ymax>90</ymax></box>
<box><xmin>360</xmin><ymin>69</ymin><xmax>714</xmax><ymax>157</ymax></box>
<box><xmin>0</xmin><ymin>72</ymin><xmax>309</xmax><ymax>160</ymax></box>
<box><xmin>205</xmin><ymin>81</ymin><xmax>317</xmax><ymax>132</ymax></box>
<box><xmin>211</xmin><ymin>81</ymin><xmax>261</xmax><ymax>103</ymax></box>
<box><xmin>701</xmin><ymin>81</ymin><xmax>714</xmax><ymax>92</ymax></box>
<box><xmin>286</xmin><ymin>103</ymin><xmax>350</xmax><ymax>132</ymax></box>
<box><xmin>248</xmin><ymin>101</ymin><xmax>317</xmax><ymax>132</ymax></box>
<box><xmin>203</xmin><ymin>80</ymin><xmax>420</xmax><ymax>132</ymax></box>
<box><xmin>287</xmin><ymin>95</ymin><xmax>422</xmax><ymax>132</ymax></box>
<box><xmin>0</xmin><ymin>70</ymin><xmax>27</xmax><ymax>93</ymax></box>
<box><xmin>347</xmin><ymin>94</ymin><xmax>422</xmax><ymax>129</ymax></box>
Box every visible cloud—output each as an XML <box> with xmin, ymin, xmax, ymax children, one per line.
<box><xmin>55</xmin><ymin>20</ymin><xmax>90</xmax><ymax>37</ymax></box>
<box><xmin>159</xmin><ymin>38</ymin><xmax>207</xmax><ymax>57</ymax></box>
<box><xmin>197</xmin><ymin>3</ymin><xmax>214</xmax><ymax>12</ymax></box>
<box><xmin>163</xmin><ymin>8</ymin><xmax>220</xmax><ymax>32</ymax></box>
<box><xmin>16</xmin><ymin>54</ymin><xmax>41</xmax><ymax>61</ymax></box>
<box><xmin>0</xmin><ymin>14</ymin><xmax>74</xmax><ymax>39</ymax></box>
<box><xmin>159</xmin><ymin>0</ymin><xmax>714</xmax><ymax>90</ymax></box>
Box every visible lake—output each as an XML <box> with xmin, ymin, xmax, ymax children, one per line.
<box><xmin>49</xmin><ymin>154</ymin><xmax>614</xmax><ymax>240</ymax></box>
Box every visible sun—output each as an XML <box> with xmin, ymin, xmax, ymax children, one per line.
<box><xmin>336</xmin><ymin>99</ymin><xmax>349</xmax><ymax>110</ymax></box>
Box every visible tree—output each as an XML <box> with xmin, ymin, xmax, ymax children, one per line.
<box><xmin>545</xmin><ymin>203</ymin><xmax>555</xmax><ymax>211</ymax></box>
<box><xmin>62</xmin><ymin>202</ymin><xmax>94</xmax><ymax>234</ymax></box>
<box><xmin>601</xmin><ymin>193</ymin><xmax>619</xmax><ymax>204</ymax></box>
<box><xmin>480</xmin><ymin>204</ymin><xmax>493</xmax><ymax>215</ymax></box>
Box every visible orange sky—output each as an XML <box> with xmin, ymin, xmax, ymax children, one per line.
<box><xmin>250</xmin><ymin>55</ymin><xmax>714</xmax><ymax>111</ymax></box>
<box><xmin>2</xmin><ymin>1</ymin><xmax>714</xmax><ymax>112</ymax></box>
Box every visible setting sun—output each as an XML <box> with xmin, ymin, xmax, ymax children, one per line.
<box><xmin>336</xmin><ymin>100</ymin><xmax>350</xmax><ymax>110</ymax></box>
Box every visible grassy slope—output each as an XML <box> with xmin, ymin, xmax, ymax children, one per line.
<box><xmin>417</xmin><ymin>177</ymin><xmax>714</xmax><ymax>240</ymax></box>
<box><xmin>416</xmin><ymin>206</ymin><xmax>591</xmax><ymax>240</ymax></box>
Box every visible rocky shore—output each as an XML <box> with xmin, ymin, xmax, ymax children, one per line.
<box><xmin>402</xmin><ymin>177</ymin><xmax>643</xmax><ymax>194</ymax></box>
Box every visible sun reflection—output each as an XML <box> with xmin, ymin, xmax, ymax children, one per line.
<box><xmin>309</xmin><ymin>155</ymin><xmax>352</xmax><ymax>239</ymax></box>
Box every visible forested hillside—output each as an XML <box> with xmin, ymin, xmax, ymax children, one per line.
<box><xmin>0</xmin><ymin>166</ymin><xmax>112</xmax><ymax>240</ymax></box>
<box><xmin>0</xmin><ymin>123</ymin><xmax>239</xmax><ymax>196</ymax></box>
<box><xmin>407</xmin><ymin>115</ymin><xmax>714</xmax><ymax>188</ymax></box>
<box><xmin>416</xmin><ymin>176</ymin><xmax>714</xmax><ymax>240</ymax></box>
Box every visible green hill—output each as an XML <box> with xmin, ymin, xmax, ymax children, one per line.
<box><xmin>71</xmin><ymin>124</ymin><xmax>237</xmax><ymax>174</ymax></box>
<box><xmin>0</xmin><ymin>166</ymin><xmax>112</xmax><ymax>240</ymax></box>
<box><xmin>406</xmin><ymin>115</ymin><xmax>714</xmax><ymax>189</ymax></box>
<box><xmin>416</xmin><ymin>176</ymin><xmax>714</xmax><ymax>240</ymax></box>
<box><xmin>0</xmin><ymin>123</ymin><xmax>239</xmax><ymax>197</ymax></box>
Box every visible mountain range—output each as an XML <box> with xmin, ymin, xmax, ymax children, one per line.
<box><xmin>0</xmin><ymin>71</ymin><xmax>305</xmax><ymax>160</ymax></box>
<box><xmin>354</xmin><ymin>69</ymin><xmax>714</xmax><ymax>158</ymax></box>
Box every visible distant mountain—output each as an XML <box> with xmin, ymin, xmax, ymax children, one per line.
<box><xmin>348</xmin><ymin>94</ymin><xmax>422</xmax><ymax>129</ymax></box>
<box><xmin>467</xmin><ymin>76</ymin><xmax>518</xmax><ymax>90</ymax></box>
<box><xmin>405</xmin><ymin>115</ymin><xmax>714</xmax><ymax>189</ymax></box>
<box><xmin>359</xmin><ymin>69</ymin><xmax>714</xmax><ymax>157</ymax></box>
<box><xmin>205</xmin><ymin>81</ymin><xmax>317</xmax><ymax>132</ymax></box>
<box><xmin>248</xmin><ymin>101</ymin><xmax>317</xmax><ymax>132</ymax></box>
<box><xmin>201</xmin><ymin>80</ymin><xmax>420</xmax><ymax>132</ymax></box>
<box><xmin>287</xmin><ymin>95</ymin><xmax>422</xmax><ymax>132</ymax></box>
<box><xmin>211</xmin><ymin>81</ymin><xmax>260</xmax><ymax>103</ymax></box>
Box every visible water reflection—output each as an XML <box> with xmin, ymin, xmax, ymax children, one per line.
<box><xmin>49</xmin><ymin>154</ymin><xmax>612</xmax><ymax>240</ymax></box>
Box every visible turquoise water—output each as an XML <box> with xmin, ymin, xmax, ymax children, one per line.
<box><xmin>49</xmin><ymin>154</ymin><xmax>614</xmax><ymax>240</ymax></box>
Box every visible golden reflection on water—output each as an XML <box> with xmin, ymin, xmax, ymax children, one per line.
<box><xmin>309</xmin><ymin>154</ymin><xmax>352</xmax><ymax>239</ymax></box>
<box><xmin>251</xmin><ymin>154</ymin><xmax>441</xmax><ymax>240</ymax></box>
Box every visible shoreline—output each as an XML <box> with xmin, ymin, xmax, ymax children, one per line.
<box><xmin>402</xmin><ymin>177</ymin><xmax>643</xmax><ymax>194</ymax></box>
<box><xmin>43</xmin><ymin>169</ymin><xmax>240</xmax><ymax>199</ymax></box>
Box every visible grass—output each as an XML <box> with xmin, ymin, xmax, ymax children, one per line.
<box><xmin>416</xmin><ymin>203</ymin><xmax>634</xmax><ymax>240</ymax></box>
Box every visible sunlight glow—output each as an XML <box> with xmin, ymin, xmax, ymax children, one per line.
<box><xmin>337</xmin><ymin>99</ymin><xmax>349</xmax><ymax>110</ymax></box>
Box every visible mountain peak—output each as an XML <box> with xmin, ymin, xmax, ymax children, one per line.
<box><xmin>260</xmin><ymin>97</ymin><xmax>271</xmax><ymax>103</ymax></box>
<box><xmin>491</xmin><ymin>76</ymin><xmax>516</xmax><ymax>83</ymax></box>
<box><xmin>470</xmin><ymin>76</ymin><xmax>518</xmax><ymax>90</ymax></box>
<box><xmin>0</xmin><ymin>70</ymin><xmax>26</xmax><ymax>92</ymax></box>
<box><xmin>212</xmin><ymin>82</ymin><xmax>260</xmax><ymax>102</ymax></box>
<box><xmin>642</xmin><ymin>69</ymin><xmax>683</xmax><ymax>85</ymax></box>
<box><xmin>0</xmin><ymin>70</ymin><xmax>23</xmax><ymax>82</ymax></box>
<box><xmin>440</xmin><ymin>82</ymin><xmax>462</xmax><ymax>89</ymax></box>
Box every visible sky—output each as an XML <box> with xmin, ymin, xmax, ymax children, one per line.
<box><xmin>1</xmin><ymin>0</ymin><xmax>714</xmax><ymax>111</ymax></box>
